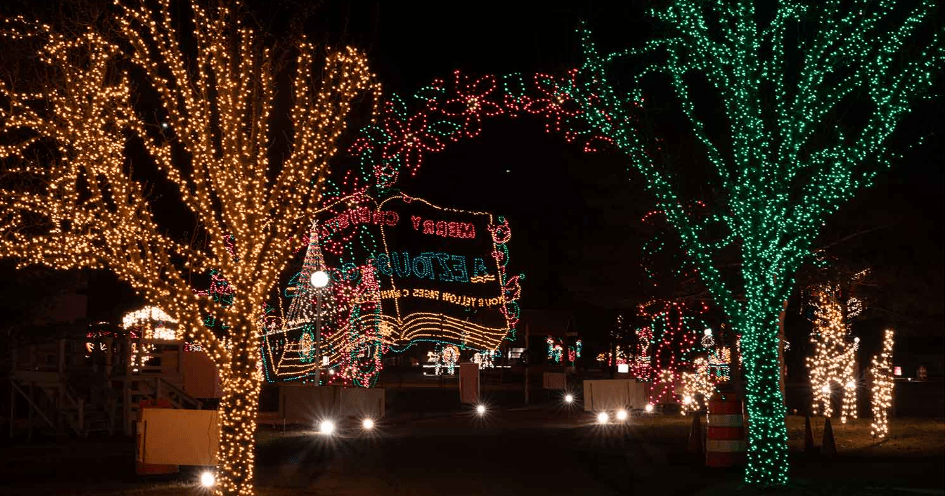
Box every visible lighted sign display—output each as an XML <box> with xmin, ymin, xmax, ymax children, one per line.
<box><xmin>261</xmin><ymin>193</ymin><xmax>521</xmax><ymax>386</ymax></box>
<box><xmin>374</xmin><ymin>194</ymin><xmax>520</xmax><ymax>352</ymax></box>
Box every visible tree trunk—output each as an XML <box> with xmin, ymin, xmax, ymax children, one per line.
<box><xmin>738</xmin><ymin>310</ymin><xmax>789</xmax><ymax>486</ymax></box>
<box><xmin>214</xmin><ymin>342</ymin><xmax>262</xmax><ymax>496</ymax></box>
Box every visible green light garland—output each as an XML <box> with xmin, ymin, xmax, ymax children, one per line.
<box><xmin>560</xmin><ymin>0</ymin><xmax>943</xmax><ymax>486</ymax></box>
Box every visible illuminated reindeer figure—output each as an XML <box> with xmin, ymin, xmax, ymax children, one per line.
<box><xmin>806</xmin><ymin>287</ymin><xmax>859</xmax><ymax>423</ymax></box>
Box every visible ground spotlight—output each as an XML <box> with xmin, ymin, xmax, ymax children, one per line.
<box><xmin>564</xmin><ymin>394</ymin><xmax>574</xmax><ymax>404</ymax></box>
<box><xmin>319</xmin><ymin>419</ymin><xmax>336</xmax><ymax>435</ymax></box>
<box><xmin>597</xmin><ymin>411</ymin><xmax>609</xmax><ymax>424</ymax></box>
<box><xmin>645</xmin><ymin>403</ymin><xmax>654</xmax><ymax>413</ymax></box>
<box><xmin>476</xmin><ymin>404</ymin><xmax>486</xmax><ymax>416</ymax></box>
<box><xmin>362</xmin><ymin>418</ymin><xmax>375</xmax><ymax>430</ymax></box>
<box><xmin>200</xmin><ymin>471</ymin><xmax>215</xmax><ymax>488</ymax></box>
<box><xmin>616</xmin><ymin>409</ymin><xmax>628</xmax><ymax>421</ymax></box>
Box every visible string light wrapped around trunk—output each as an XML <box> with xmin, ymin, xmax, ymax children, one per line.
<box><xmin>555</xmin><ymin>0</ymin><xmax>942</xmax><ymax>486</ymax></box>
<box><xmin>0</xmin><ymin>1</ymin><xmax>380</xmax><ymax>493</ymax></box>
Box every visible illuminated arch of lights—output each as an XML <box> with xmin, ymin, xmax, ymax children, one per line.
<box><xmin>258</xmin><ymin>69</ymin><xmax>617</xmax><ymax>386</ymax></box>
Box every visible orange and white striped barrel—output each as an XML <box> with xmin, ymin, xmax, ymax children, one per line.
<box><xmin>705</xmin><ymin>393</ymin><xmax>746</xmax><ymax>467</ymax></box>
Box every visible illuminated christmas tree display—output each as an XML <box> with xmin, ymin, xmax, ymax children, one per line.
<box><xmin>556</xmin><ymin>1</ymin><xmax>943</xmax><ymax>486</ymax></box>
<box><xmin>261</xmin><ymin>222</ymin><xmax>384</xmax><ymax>385</ymax></box>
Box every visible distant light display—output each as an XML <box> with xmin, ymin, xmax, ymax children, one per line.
<box><xmin>869</xmin><ymin>329</ymin><xmax>895</xmax><ymax>439</ymax></box>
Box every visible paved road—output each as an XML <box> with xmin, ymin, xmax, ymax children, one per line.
<box><xmin>254</xmin><ymin>407</ymin><xmax>945</xmax><ymax>496</ymax></box>
<box><xmin>255</xmin><ymin>407</ymin><xmax>725</xmax><ymax>496</ymax></box>
<box><xmin>1</xmin><ymin>404</ymin><xmax>942</xmax><ymax>496</ymax></box>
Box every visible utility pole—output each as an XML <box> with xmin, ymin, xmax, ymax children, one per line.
<box><xmin>316</xmin><ymin>290</ymin><xmax>321</xmax><ymax>385</ymax></box>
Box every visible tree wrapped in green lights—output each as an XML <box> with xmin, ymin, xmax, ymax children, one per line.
<box><xmin>563</xmin><ymin>0</ymin><xmax>943</xmax><ymax>486</ymax></box>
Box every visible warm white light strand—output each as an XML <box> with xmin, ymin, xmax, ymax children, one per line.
<box><xmin>0</xmin><ymin>2</ymin><xmax>380</xmax><ymax>494</ymax></box>
<box><xmin>869</xmin><ymin>329</ymin><xmax>894</xmax><ymax>438</ymax></box>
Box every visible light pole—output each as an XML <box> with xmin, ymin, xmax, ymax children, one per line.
<box><xmin>310</xmin><ymin>270</ymin><xmax>330</xmax><ymax>384</ymax></box>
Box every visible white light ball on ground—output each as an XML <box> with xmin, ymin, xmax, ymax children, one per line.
<box><xmin>564</xmin><ymin>394</ymin><xmax>574</xmax><ymax>404</ymax></box>
<box><xmin>597</xmin><ymin>412</ymin><xmax>609</xmax><ymax>424</ymax></box>
<box><xmin>476</xmin><ymin>404</ymin><xmax>486</xmax><ymax>416</ymax></box>
<box><xmin>616</xmin><ymin>409</ymin><xmax>628</xmax><ymax>421</ymax></box>
<box><xmin>319</xmin><ymin>420</ymin><xmax>335</xmax><ymax>435</ymax></box>
<box><xmin>645</xmin><ymin>404</ymin><xmax>654</xmax><ymax>413</ymax></box>
<box><xmin>200</xmin><ymin>471</ymin><xmax>215</xmax><ymax>488</ymax></box>
<box><xmin>310</xmin><ymin>270</ymin><xmax>330</xmax><ymax>288</ymax></box>
<box><xmin>362</xmin><ymin>418</ymin><xmax>374</xmax><ymax>430</ymax></box>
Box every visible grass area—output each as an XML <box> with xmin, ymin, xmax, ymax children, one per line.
<box><xmin>786</xmin><ymin>415</ymin><xmax>945</xmax><ymax>455</ymax></box>
<box><xmin>2</xmin><ymin>413</ymin><xmax>940</xmax><ymax>496</ymax></box>
<box><xmin>621</xmin><ymin>413</ymin><xmax>945</xmax><ymax>456</ymax></box>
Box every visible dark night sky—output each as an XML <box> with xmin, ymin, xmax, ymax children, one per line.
<box><xmin>3</xmin><ymin>1</ymin><xmax>942</xmax><ymax>346</ymax></box>
<box><xmin>315</xmin><ymin>1</ymin><xmax>944</xmax><ymax>333</ymax></box>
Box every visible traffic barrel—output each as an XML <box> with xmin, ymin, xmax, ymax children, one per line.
<box><xmin>705</xmin><ymin>393</ymin><xmax>746</xmax><ymax>467</ymax></box>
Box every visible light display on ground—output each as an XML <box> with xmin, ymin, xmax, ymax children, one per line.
<box><xmin>630</xmin><ymin>205</ymin><xmax>726</xmax><ymax>407</ymax></box>
<box><xmin>680</xmin><ymin>358</ymin><xmax>713</xmax><ymax>415</ymax></box>
<box><xmin>264</xmin><ymin>56</ymin><xmax>651</xmax><ymax>388</ymax></box>
<box><xmin>870</xmin><ymin>329</ymin><xmax>895</xmax><ymax>439</ymax></box>
<box><xmin>637</xmin><ymin>299</ymin><xmax>711</xmax><ymax>405</ymax></box>
<box><xmin>261</xmin><ymin>191</ymin><xmax>522</xmax><ymax>386</ymax></box>
<box><xmin>708</xmin><ymin>347</ymin><xmax>731</xmax><ymax>382</ymax></box>
<box><xmin>472</xmin><ymin>350</ymin><xmax>498</xmax><ymax>369</ymax></box>
<box><xmin>701</xmin><ymin>329</ymin><xmax>715</xmax><ymax>349</ymax></box>
<box><xmin>806</xmin><ymin>286</ymin><xmax>859</xmax><ymax>423</ymax></box>
<box><xmin>597</xmin><ymin>346</ymin><xmax>628</xmax><ymax>368</ymax></box>
<box><xmin>547</xmin><ymin>336</ymin><xmax>564</xmax><ymax>364</ymax></box>
<box><xmin>121</xmin><ymin>306</ymin><xmax>179</xmax><ymax>372</ymax></box>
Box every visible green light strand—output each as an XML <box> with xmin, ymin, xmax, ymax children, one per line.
<box><xmin>562</xmin><ymin>0</ymin><xmax>943</xmax><ymax>486</ymax></box>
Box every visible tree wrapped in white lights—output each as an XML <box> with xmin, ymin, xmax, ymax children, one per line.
<box><xmin>869</xmin><ymin>329</ymin><xmax>895</xmax><ymax>438</ymax></box>
<box><xmin>680</xmin><ymin>357</ymin><xmax>713</xmax><ymax>415</ymax></box>
<box><xmin>0</xmin><ymin>1</ymin><xmax>380</xmax><ymax>494</ymax></box>
<box><xmin>806</xmin><ymin>287</ymin><xmax>859</xmax><ymax>423</ymax></box>
<box><xmin>562</xmin><ymin>0</ymin><xmax>942</xmax><ymax>486</ymax></box>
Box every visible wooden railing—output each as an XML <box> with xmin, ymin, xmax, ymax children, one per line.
<box><xmin>9</xmin><ymin>379</ymin><xmax>56</xmax><ymax>439</ymax></box>
<box><xmin>122</xmin><ymin>376</ymin><xmax>204</xmax><ymax>435</ymax></box>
